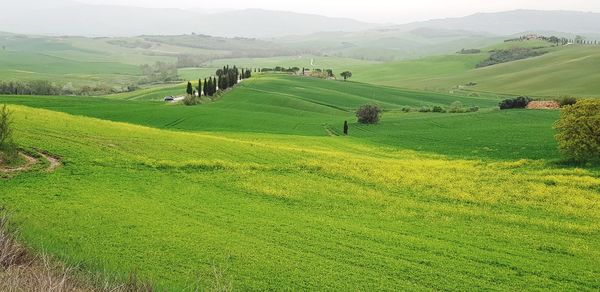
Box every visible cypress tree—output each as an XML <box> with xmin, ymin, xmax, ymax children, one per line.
<box><xmin>186</xmin><ymin>81</ymin><xmax>193</xmax><ymax>96</ymax></box>
<box><xmin>203</xmin><ymin>78</ymin><xmax>208</xmax><ymax>96</ymax></box>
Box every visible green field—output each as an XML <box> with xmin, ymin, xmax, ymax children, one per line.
<box><xmin>0</xmin><ymin>74</ymin><xmax>557</xmax><ymax>160</ymax></box>
<box><xmin>1</xmin><ymin>74</ymin><xmax>599</xmax><ymax>289</ymax></box>
<box><xmin>1</xmin><ymin>36</ymin><xmax>600</xmax><ymax>290</ymax></box>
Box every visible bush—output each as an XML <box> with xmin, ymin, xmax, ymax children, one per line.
<box><xmin>182</xmin><ymin>95</ymin><xmax>200</xmax><ymax>106</ymax></box>
<box><xmin>418</xmin><ymin>106</ymin><xmax>432</xmax><ymax>113</ymax></box>
<box><xmin>554</xmin><ymin>99</ymin><xmax>600</xmax><ymax>161</ymax></box>
<box><xmin>557</xmin><ymin>96</ymin><xmax>577</xmax><ymax>108</ymax></box>
<box><xmin>432</xmin><ymin>106</ymin><xmax>445</xmax><ymax>113</ymax></box>
<box><xmin>0</xmin><ymin>104</ymin><xmax>18</xmax><ymax>165</ymax></box>
<box><xmin>467</xmin><ymin>106</ymin><xmax>480</xmax><ymax>112</ymax></box>
<box><xmin>499</xmin><ymin>96</ymin><xmax>532</xmax><ymax>110</ymax></box>
<box><xmin>356</xmin><ymin>104</ymin><xmax>382</xmax><ymax>124</ymax></box>
<box><xmin>0</xmin><ymin>105</ymin><xmax>11</xmax><ymax>146</ymax></box>
<box><xmin>448</xmin><ymin>101</ymin><xmax>464</xmax><ymax>113</ymax></box>
<box><xmin>459</xmin><ymin>49</ymin><xmax>481</xmax><ymax>54</ymax></box>
<box><xmin>401</xmin><ymin>106</ymin><xmax>412</xmax><ymax>113</ymax></box>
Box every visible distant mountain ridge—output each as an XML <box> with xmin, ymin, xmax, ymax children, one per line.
<box><xmin>0</xmin><ymin>2</ymin><xmax>378</xmax><ymax>37</ymax></box>
<box><xmin>397</xmin><ymin>10</ymin><xmax>600</xmax><ymax>36</ymax></box>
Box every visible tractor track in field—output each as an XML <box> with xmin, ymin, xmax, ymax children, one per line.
<box><xmin>0</xmin><ymin>150</ymin><xmax>62</xmax><ymax>175</ymax></box>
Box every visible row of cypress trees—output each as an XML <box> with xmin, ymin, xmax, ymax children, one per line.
<box><xmin>186</xmin><ymin>65</ymin><xmax>253</xmax><ymax>97</ymax></box>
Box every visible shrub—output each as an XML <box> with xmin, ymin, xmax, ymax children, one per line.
<box><xmin>418</xmin><ymin>106</ymin><xmax>432</xmax><ymax>113</ymax></box>
<box><xmin>401</xmin><ymin>106</ymin><xmax>412</xmax><ymax>113</ymax></box>
<box><xmin>554</xmin><ymin>99</ymin><xmax>600</xmax><ymax>161</ymax></box>
<box><xmin>499</xmin><ymin>96</ymin><xmax>532</xmax><ymax>110</ymax></box>
<box><xmin>448</xmin><ymin>101</ymin><xmax>465</xmax><ymax>113</ymax></box>
<box><xmin>0</xmin><ymin>104</ymin><xmax>18</xmax><ymax>165</ymax></box>
<box><xmin>459</xmin><ymin>49</ymin><xmax>481</xmax><ymax>54</ymax></box>
<box><xmin>0</xmin><ymin>105</ymin><xmax>12</xmax><ymax>146</ymax></box>
<box><xmin>467</xmin><ymin>106</ymin><xmax>480</xmax><ymax>112</ymax></box>
<box><xmin>432</xmin><ymin>106</ymin><xmax>445</xmax><ymax>113</ymax></box>
<box><xmin>182</xmin><ymin>95</ymin><xmax>200</xmax><ymax>106</ymax></box>
<box><xmin>356</xmin><ymin>104</ymin><xmax>382</xmax><ymax>124</ymax></box>
<box><xmin>557</xmin><ymin>96</ymin><xmax>577</xmax><ymax>108</ymax></box>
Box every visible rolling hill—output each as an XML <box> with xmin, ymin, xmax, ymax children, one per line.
<box><xmin>352</xmin><ymin>41</ymin><xmax>600</xmax><ymax>97</ymax></box>
<box><xmin>275</xmin><ymin>27</ymin><xmax>503</xmax><ymax>61</ymax></box>
<box><xmin>1</xmin><ymin>73</ymin><xmax>598</xmax><ymax>289</ymax></box>
<box><xmin>0</xmin><ymin>74</ymin><xmax>559</xmax><ymax>160</ymax></box>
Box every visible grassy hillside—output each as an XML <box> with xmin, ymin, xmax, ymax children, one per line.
<box><xmin>353</xmin><ymin>43</ymin><xmax>600</xmax><ymax>97</ymax></box>
<box><xmin>0</xmin><ymin>33</ymin><xmax>297</xmax><ymax>87</ymax></box>
<box><xmin>1</xmin><ymin>99</ymin><xmax>598</xmax><ymax>290</ymax></box>
<box><xmin>1</xmin><ymin>75</ymin><xmax>557</xmax><ymax>161</ymax></box>
<box><xmin>275</xmin><ymin>27</ymin><xmax>503</xmax><ymax>61</ymax></box>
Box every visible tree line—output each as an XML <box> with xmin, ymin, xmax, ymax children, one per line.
<box><xmin>0</xmin><ymin>80</ymin><xmax>140</xmax><ymax>96</ymax></box>
<box><xmin>506</xmin><ymin>34</ymin><xmax>600</xmax><ymax>46</ymax></box>
<box><xmin>185</xmin><ymin>65</ymin><xmax>252</xmax><ymax>102</ymax></box>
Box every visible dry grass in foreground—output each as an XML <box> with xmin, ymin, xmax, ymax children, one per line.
<box><xmin>0</xmin><ymin>215</ymin><xmax>154</xmax><ymax>292</ymax></box>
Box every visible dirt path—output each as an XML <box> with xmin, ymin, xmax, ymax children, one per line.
<box><xmin>39</xmin><ymin>152</ymin><xmax>62</xmax><ymax>172</ymax></box>
<box><xmin>0</xmin><ymin>153</ymin><xmax>38</xmax><ymax>173</ymax></box>
<box><xmin>0</xmin><ymin>151</ymin><xmax>62</xmax><ymax>174</ymax></box>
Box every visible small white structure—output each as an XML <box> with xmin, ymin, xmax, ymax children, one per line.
<box><xmin>164</xmin><ymin>96</ymin><xmax>185</xmax><ymax>103</ymax></box>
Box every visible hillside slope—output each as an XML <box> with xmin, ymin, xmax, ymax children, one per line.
<box><xmin>1</xmin><ymin>105</ymin><xmax>598</xmax><ymax>290</ymax></box>
<box><xmin>0</xmin><ymin>75</ymin><xmax>559</xmax><ymax>160</ymax></box>
<box><xmin>354</xmin><ymin>44</ymin><xmax>600</xmax><ymax>97</ymax></box>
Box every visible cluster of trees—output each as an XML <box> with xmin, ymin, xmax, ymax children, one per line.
<box><xmin>259</xmin><ymin>66</ymin><xmax>299</xmax><ymax>73</ymax></box>
<box><xmin>477</xmin><ymin>48</ymin><xmax>547</xmax><ymax>68</ymax></box>
<box><xmin>259</xmin><ymin>67</ymin><xmax>336</xmax><ymax>76</ymax></box>
<box><xmin>506</xmin><ymin>35</ymin><xmax>599</xmax><ymax>46</ymax></box>
<box><xmin>215</xmin><ymin>65</ymin><xmax>251</xmax><ymax>92</ymax></box>
<box><xmin>183</xmin><ymin>65</ymin><xmax>252</xmax><ymax>105</ymax></box>
<box><xmin>0</xmin><ymin>80</ymin><xmax>139</xmax><ymax>96</ymax></box>
<box><xmin>499</xmin><ymin>96</ymin><xmax>533</xmax><ymax>110</ymax></box>
<box><xmin>257</xmin><ymin>67</ymin><xmax>351</xmax><ymax>81</ymax></box>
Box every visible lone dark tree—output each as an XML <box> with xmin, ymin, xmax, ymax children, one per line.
<box><xmin>341</xmin><ymin>71</ymin><xmax>353</xmax><ymax>81</ymax></box>
<box><xmin>356</xmin><ymin>104</ymin><xmax>382</xmax><ymax>124</ymax></box>
<box><xmin>186</xmin><ymin>81</ymin><xmax>193</xmax><ymax>96</ymax></box>
<box><xmin>555</xmin><ymin>99</ymin><xmax>600</xmax><ymax>162</ymax></box>
<box><xmin>343</xmin><ymin>121</ymin><xmax>349</xmax><ymax>135</ymax></box>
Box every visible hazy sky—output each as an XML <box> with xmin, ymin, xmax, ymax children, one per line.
<box><xmin>76</xmin><ymin>0</ymin><xmax>600</xmax><ymax>23</ymax></box>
